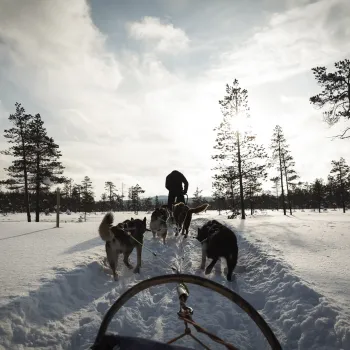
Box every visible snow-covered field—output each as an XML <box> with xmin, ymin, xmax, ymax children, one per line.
<box><xmin>0</xmin><ymin>210</ymin><xmax>349</xmax><ymax>350</ymax></box>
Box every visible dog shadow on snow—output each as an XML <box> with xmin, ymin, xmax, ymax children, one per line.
<box><xmin>0</xmin><ymin>254</ymin><xmax>154</xmax><ymax>349</ymax></box>
<box><xmin>62</xmin><ymin>236</ymin><xmax>103</xmax><ymax>255</ymax></box>
<box><xmin>1</xmin><ymin>248</ymin><xmax>182</xmax><ymax>347</ymax></box>
<box><xmin>191</xmin><ymin>259</ymin><xmax>241</xmax><ymax>296</ymax></box>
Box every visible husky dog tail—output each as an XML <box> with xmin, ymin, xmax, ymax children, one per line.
<box><xmin>99</xmin><ymin>212</ymin><xmax>114</xmax><ymax>241</ymax></box>
<box><xmin>189</xmin><ymin>203</ymin><xmax>209</xmax><ymax>214</ymax></box>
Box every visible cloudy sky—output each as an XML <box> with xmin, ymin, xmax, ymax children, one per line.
<box><xmin>0</xmin><ymin>0</ymin><xmax>349</xmax><ymax>199</ymax></box>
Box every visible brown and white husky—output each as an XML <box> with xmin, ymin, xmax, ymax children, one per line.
<box><xmin>172</xmin><ymin>202</ymin><xmax>209</xmax><ymax>237</ymax></box>
<box><xmin>149</xmin><ymin>206</ymin><xmax>176</xmax><ymax>244</ymax></box>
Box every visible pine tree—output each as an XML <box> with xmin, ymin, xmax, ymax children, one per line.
<box><xmin>291</xmin><ymin>182</ymin><xmax>307</xmax><ymax>210</ymax></box>
<box><xmin>104</xmin><ymin>181</ymin><xmax>117</xmax><ymax>211</ymax></box>
<box><xmin>303</xmin><ymin>182</ymin><xmax>312</xmax><ymax>209</ymax></box>
<box><xmin>212</xmin><ymin>79</ymin><xmax>268</xmax><ymax>219</ymax></box>
<box><xmin>28</xmin><ymin>113</ymin><xmax>65</xmax><ymax>222</ymax></box>
<box><xmin>246</xmin><ymin>174</ymin><xmax>262</xmax><ymax>215</ymax></box>
<box><xmin>310</xmin><ymin>58</ymin><xmax>350</xmax><ymax>139</ymax></box>
<box><xmin>120</xmin><ymin>184</ymin><xmax>126</xmax><ymax>211</ymax></box>
<box><xmin>63</xmin><ymin>178</ymin><xmax>74</xmax><ymax>209</ymax></box>
<box><xmin>142</xmin><ymin>197</ymin><xmax>153</xmax><ymax>211</ymax></box>
<box><xmin>128</xmin><ymin>184</ymin><xmax>145</xmax><ymax>214</ymax></box>
<box><xmin>71</xmin><ymin>184</ymin><xmax>83</xmax><ymax>212</ymax></box>
<box><xmin>192</xmin><ymin>187</ymin><xmax>205</xmax><ymax>207</ymax></box>
<box><xmin>329</xmin><ymin>158</ymin><xmax>349</xmax><ymax>213</ymax></box>
<box><xmin>114</xmin><ymin>194</ymin><xmax>123</xmax><ymax>211</ymax></box>
<box><xmin>155</xmin><ymin>195</ymin><xmax>160</xmax><ymax>208</ymax></box>
<box><xmin>325</xmin><ymin>176</ymin><xmax>336</xmax><ymax>209</ymax></box>
<box><xmin>128</xmin><ymin>187</ymin><xmax>133</xmax><ymax>210</ymax></box>
<box><xmin>281</xmin><ymin>149</ymin><xmax>299</xmax><ymax>215</ymax></box>
<box><xmin>81</xmin><ymin>176</ymin><xmax>94</xmax><ymax>219</ymax></box>
<box><xmin>270</xmin><ymin>176</ymin><xmax>280</xmax><ymax>210</ymax></box>
<box><xmin>212</xmin><ymin>187</ymin><xmax>225</xmax><ymax>215</ymax></box>
<box><xmin>100</xmin><ymin>193</ymin><xmax>107</xmax><ymax>212</ymax></box>
<box><xmin>1</xmin><ymin>103</ymin><xmax>33</xmax><ymax>221</ymax></box>
<box><xmin>212</xmin><ymin>166</ymin><xmax>239</xmax><ymax>215</ymax></box>
<box><xmin>270</xmin><ymin>125</ymin><xmax>288</xmax><ymax>215</ymax></box>
<box><xmin>312</xmin><ymin>178</ymin><xmax>326</xmax><ymax>212</ymax></box>
<box><xmin>217</xmin><ymin>79</ymin><xmax>248</xmax><ymax>219</ymax></box>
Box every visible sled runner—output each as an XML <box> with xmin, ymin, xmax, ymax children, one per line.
<box><xmin>91</xmin><ymin>274</ymin><xmax>282</xmax><ymax>350</ymax></box>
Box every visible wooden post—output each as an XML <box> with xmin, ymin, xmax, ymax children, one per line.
<box><xmin>56</xmin><ymin>187</ymin><xmax>60</xmax><ymax>228</ymax></box>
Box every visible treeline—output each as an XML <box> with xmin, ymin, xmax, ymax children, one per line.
<box><xmin>211</xmin><ymin>58</ymin><xmax>350</xmax><ymax>218</ymax></box>
<box><xmin>0</xmin><ymin>176</ymin><xmax>157</xmax><ymax>216</ymax></box>
<box><xmin>209</xmin><ymin>159</ymin><xmax>350</xmax><ymax>214</ymax></box>
<box><xmin>0</xmin><ymin>103</ymin><xmax>153</xmax><ymax>220</ymax></box>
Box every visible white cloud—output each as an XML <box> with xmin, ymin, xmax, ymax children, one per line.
<box><xmin>280</xmin><ymin>95</ymin><xmax>304</xmax><ymax>104</ymax></box>
<box><xmin>127</xmin><ymin>16</ymin><xmax>190</xmax><ymax>53</ymax></box>
<box><xmin>209</xmin><ymin>0</ymin><xmax>350</xmax><ymax>86</ymax></box>
<box><xmin>0</xmin><ymin>0</ymin><xmax>124</xmax><ymax>139</ymax></box>
<box><xmin>0</xmin><ymin>1</ymin><xmax>215</xmax><ymax>197</ymax></box>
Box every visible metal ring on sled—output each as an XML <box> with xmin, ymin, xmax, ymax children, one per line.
<box><xmin>91</xmin><ymin>274</ymin><xmax>282</xmax><ymax>350</ymax></box>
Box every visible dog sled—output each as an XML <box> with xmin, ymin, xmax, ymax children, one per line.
<box><xmin>91</xmin><ymin>273</ymin><xmax>282</xmax><ymax>350</ymax></box>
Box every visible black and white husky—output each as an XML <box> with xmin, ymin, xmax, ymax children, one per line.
<box><xmin>98</xmin><ymin>212</ymin><xmax>147</xmax><ymax>280</ymax></box>
<box><xmin>149</xmin><ymin>206</ymin><xmax>176</xmax><ymax>244</ymax></box>
<box><xmin>196</xmin><ymin>220</ymin><xmax>238</xmax><ymax>281</ymax></box>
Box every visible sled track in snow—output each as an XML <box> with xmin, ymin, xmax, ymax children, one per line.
<box><xmin>0</xmin><ymin>217</ymin><xmax>349</xmax><ymax>350</ymax></box>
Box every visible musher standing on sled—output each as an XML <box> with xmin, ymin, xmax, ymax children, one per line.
<box><xmin>165</xmin><ymin>170</ymin><xmax>188</xmax><ymax>209</ymax></box>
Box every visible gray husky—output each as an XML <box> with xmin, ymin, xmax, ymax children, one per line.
<box><xmin>98</xmin><ymin>212</ymin><xmax>147</xmax><ymax>280</ymax></box>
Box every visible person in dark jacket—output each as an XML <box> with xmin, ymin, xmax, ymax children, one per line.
<box><xmin>165</xmin><ymin>170</ymin><xmax>189</xmax><ymax>209</ymax></box>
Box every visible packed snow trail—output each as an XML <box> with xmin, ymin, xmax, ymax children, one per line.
<box><xmin>0</xmin><ymin>212</ymin><xmax>349</xmax><ymax>350</ymax></box>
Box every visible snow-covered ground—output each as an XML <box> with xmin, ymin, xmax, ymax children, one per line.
<box><xmin>238</xmin><ymin>210</ymin><xmax>350</xmax><ymax>315</ymax></box>
<box><xmin>0</xmin><ymin>210</ymin><xmax>349</xmax><ymax>350</ymax></box>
